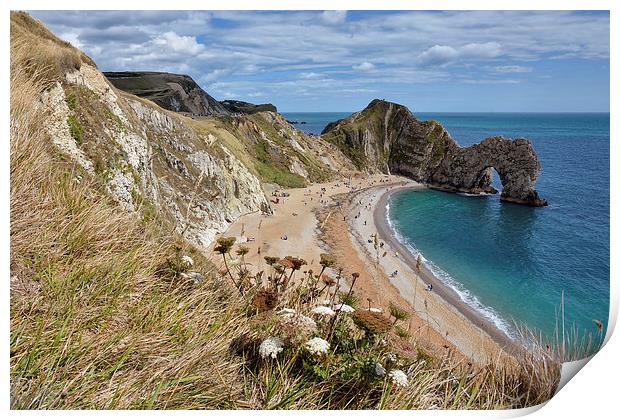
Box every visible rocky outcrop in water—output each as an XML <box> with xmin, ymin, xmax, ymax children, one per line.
<box><xmin>322</xmin><ymin>99</ymin><xmax>547</xmax><ymax>206</ymax></box>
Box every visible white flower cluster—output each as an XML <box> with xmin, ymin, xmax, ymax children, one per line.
<box><xmin>298</xmin><ymin>314</ymin><xmax>317</xmax><ymax>329</ymax></box>
<box><xmin>333</xmin><ymin>303</ymin><xmax>355</xmax><ymax>313</ymax></box>
<box><xmin>374</xmin><ymin>362</ymin><xmax>386</xmax><ymax>377</ymax></box>
<box><xmin>304</xmin><ymin>337</ymin><xmax>330</xmax><ymax>356</ymax></box>
<box><xmin>181</xmin><ymin>255</ymin><xmax>194</xmax><ymax>267</ymax></box>
<box><xmin>311</xmin><ymin>305</ymin><xmax>335</xmax><ymax>317</ymax></box>
<box><xmin>259</xmin><ymin>336</ymin><xmax>284</xmax><ymax>359</ymax></box>
<box><xmin>388</xmin><ymin>369</ymin><xmax>408</xmax><ymax>387</ymax></box>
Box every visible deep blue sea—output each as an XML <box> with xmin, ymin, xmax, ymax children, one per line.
<box><xmin>284</xmin><ymin>112</ymin><xmax>610</xmax><ymax>348</ymax></box>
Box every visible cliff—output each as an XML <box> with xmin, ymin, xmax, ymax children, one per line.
<box><xmin>104</xmin><ymin>71</ymin><xmax>231</xmax><ymax>116</ymax></box>
<box><xmin>12</xmin><ymin>13</ymin><xmax>355</xmax><ymax>250</ymax></box>
<box><xmin>220</xmin><ymin>99</ymin><xmax>277</xmax><ymax>114</ymax></box>
<box><xmin>322</xmin><ymin>99</ymin><xmax>547</xmax><ymax>206</ymax></box>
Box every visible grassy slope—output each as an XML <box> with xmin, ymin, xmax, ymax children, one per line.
<box><xmin>10</xmin><ymin>12</ymin><xmax>560</xmax><ymax>410</ymax></box>
<box><xmin>10</xmin><ymin>13</ymin><xmax>249</xmax><ymax>409</ymax></box>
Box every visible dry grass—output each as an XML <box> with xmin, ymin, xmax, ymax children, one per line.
<box><xmin>10</xmin><ymin>11</ymin><xmax>93</xmax><ymax>84</ymax></box>
<box><xmin>10</xmin><ymin>32</ymin><xmax>250</xmax><ymax>410</ymax></box>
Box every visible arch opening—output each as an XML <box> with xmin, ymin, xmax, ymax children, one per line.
<box><xmin>490</xmin><ymin>167</ymin><xmax>502</xmax><ymax>193</ymax></box>
<box><xmin>472</xmin><ymin>166</ymin><xmax>500</xmax><ymax>195</ymax></box>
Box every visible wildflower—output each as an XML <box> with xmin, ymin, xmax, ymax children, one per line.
<box><xmin>374</xmin><ymin>362</ymin><xmax>386</xmax><ymax>377</ymax></box>
<box><xmin>299</xmin><ymin>314</ymin><xmax>317</xmax><ymax>329</ymax></box>
<box><xmin>352</xmin><ymin>310</ymin><xmax>391</xmax><ymax>335</ymax></box>
<box><xmin>388</xmin><ymin>369</ymin><xmax>408</xmax><ymax>387</ymax></box>
<box><xmin>252</xmin><ymin>289</ymin><xmax>278</xmax><ymax>312</ymax></box>
<box><xmin>321</xmin><ymin>274</ymin><xmax>337</xmax><ymax>287</ymax></box>
<box><xmin>304</xmin><ymin>337</ymin><xmax>330</xmax><ymax>356</ymax></box>
<box><xmin>278</xmin><ymin>312</ymin><xmax>317</xmax><ymax>345</ymax></box>
<box><xmin>389</xmin><ymin>302</ymin><xmax>410</xmax><ymax>323</ymax></box>
<box><xmin>278</xmin><ymin>257</ymin><xmax>296</xmax><ymax>270</ymax></box>
<box><xmin>279</xmin><ymin>256</ymin><xmax>307</xmax><ymax>271</ymax></box>
<box><xmin>319</xmin><ymin>253</ymin><xmax>336</xmax><ymax>270</ymax></box>
<box><xmin>334</xmin><ymin>303</ymin><xmax>355</xmax><ymax>313</ymax></box>
<box><xmin>259</xmin><ymin>336</ymin><xmax>284</xmax><ymax>359</ymax></box>
<box><xmin>311</xmin><ymin>305</ymin><xmax>335</xmax><ymax>317</ymax></box>
<box><xmin>289</xmin><ymin>256</ymin><xmax>307</xmax><ymax>271</ymax></box>
<box><xmin>214</xmin><ymin>236</ymin><xmax>236</xmax><ymax>254</ymax></box>
<box><xmin>369</xmin><ymin>307</ymin><xmax>382</xmax><ymax>313</ymax></box>
<box><xmin>264</xmin><ymin>256</ymin><xmax>279</xmax><ymax>266</ymax></box>
<box><xmin>181</xmin><ymin>255</ymin><xmax>194</xmax><ymax>267</ymax></box>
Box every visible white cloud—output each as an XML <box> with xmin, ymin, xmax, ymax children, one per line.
<box><xmin>353</xmin><ymin>62</ymin><xmax>375</xmax><ymax>71</ymax></box>
<box><xmin>29</xmin><ymin>10</ymin><xmax>609</xmax><ymax>107</ymax></box>
<box><xmin>460</xmin><ymin>42</ymin><xmax>502</xmax><ymax>58</ymax></box>
<box><xmin>417</xmin><ymin>45</ymin><xmax>459</xmax><ymax>66</ymax></box>
<box><xmin>59</xmin><ymin>32</ymin><xmax>83</xmax><ymax>49</ymax></box>
<box><xmin>199</xmin><ymin>69</ymin><xmax>233</xmax><ymax>83</ymax></box>
<box><xmin>494</xmin><ymin>65</ymin><xmax>533</xmax><ymax>73</ymax></box>
<box><xmin>299</xmin><ymin>72</ymin><xmax>321</xmax><ymax>79</ymax></box>
<box><xmin>462</xmin><ymin>78</ymin><xmax>520</xmax><ymax>84</ymax></box>
<box><xmin>154</xmin><ymin>32</ymin><xmax>204</xmax><ymax>55</ymax></box>
<box><xmin>418</xmin><ymin>42</ymin><xmax>502</xmax><ymax>67</ymax></box>
<box><xmin>321</xmin><ymin>10</ymin><xmax>347</xmax><ymax>25</ymax></box>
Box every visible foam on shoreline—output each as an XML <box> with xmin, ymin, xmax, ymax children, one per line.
<box><xmin>370</xmin><ymin>185</ymin><xmax>522</xmax><ymax>355</ymax></box>
<box><xmin>384</xmin><ymin>196</ymin><xmax>516</xmax><ymax>339</ymax></box>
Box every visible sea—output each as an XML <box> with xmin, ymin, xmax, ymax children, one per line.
<box><xmin>283</xmin><ymin>111</ymin><xmax>610</xmax><ymax>350</ymax></box>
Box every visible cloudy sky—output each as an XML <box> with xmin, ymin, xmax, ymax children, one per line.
<box><xmin>31</xmin><ymin>10</ymin><xmax>610</xmax><ymax>112</ymax></box>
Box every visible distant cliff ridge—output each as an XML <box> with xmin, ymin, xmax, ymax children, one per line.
<box><xmin>321</xmin><ymin>99</ymin><xmax>547</xmax><ymax>206</ymax></box>
<box><xmin>220</xmin><ymin>100</ymin><xmax>277</xmax><ymax>114</ymax></box>
<box><xmin>104</xmin><ymin>72</ymin><xmax>276</xmax><ymax>117</ymax></box>
<box><xmin>104</xmin><ymin>71</ymin><xmax>230</xmax><ymax>116</ymax></box>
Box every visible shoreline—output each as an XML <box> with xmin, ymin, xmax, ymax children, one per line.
<box><xmin>215</xmin><ymin>174</ymin><xmax>519</xmax><ymax>362</ymax></box>
<box><xmin>371</xmin><ymin>185</ymin><xmax>522</xmax><ymax>355</ymax></box>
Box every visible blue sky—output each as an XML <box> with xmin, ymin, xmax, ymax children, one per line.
<box><xmin>31</xmin><ymin>10</ymin><xmax>610</xmax><ymax>112</ymax></box>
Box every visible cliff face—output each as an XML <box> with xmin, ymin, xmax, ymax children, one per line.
<box><xmin>322</xmin><ymin>99</ymin><xmax>547</xmax><ymax>206</ymax></box>
<box><xmin>104</xmin><ymin>72</ymin><xmax>278</xmax><ymax>117</ymax></box>
<box><xmin>104</xmin><ymin>71</ymin><xmax>231</xmax><ymax>116</ymax></box>
<box><xmin>42</xmin><ymin>64</ymin><xmax>270</xmax><ymax>248</ymax></box>
<box><xmin>14</xmin><ymin>13</ymin><xmax>356</xmax><ymax>250</ymax></box>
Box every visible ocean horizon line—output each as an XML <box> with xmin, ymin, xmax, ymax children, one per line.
<box><xmin>281</xmin><ymin>110</ymin><xmax>611</xmax><ymax>114</ymax></box>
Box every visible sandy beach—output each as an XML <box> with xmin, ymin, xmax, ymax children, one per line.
<box><xmin>211</xmin><ymin>174</ymin><xmax>519</xmax><ymax>363</ymax></box>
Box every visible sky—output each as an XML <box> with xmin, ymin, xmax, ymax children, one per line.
<box><xmin>30</xmin><ymin>10</ymin><xmax>610</xmax><ymax>112</ymax></box>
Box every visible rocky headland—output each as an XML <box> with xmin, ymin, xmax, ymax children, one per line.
<box><xmin>322</xmin><ymin>99</ymin><xmax>547</xmax><ymax>206</ymax></box>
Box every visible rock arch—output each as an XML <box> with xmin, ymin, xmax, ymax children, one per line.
<box><xmin>322</xmin><ymin>100</ymin><xmax>548</xmax><ymax>207</ymax></box>
<box><xmin>438</xmin><ymin>136</ymin><xmax>547</xmax><ymax>206</ymax></box>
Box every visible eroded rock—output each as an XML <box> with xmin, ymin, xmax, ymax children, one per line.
<box><xmin>322</xmin><ymin>99</ymin><xmax>547</xmax><ymax>207</ymax></box>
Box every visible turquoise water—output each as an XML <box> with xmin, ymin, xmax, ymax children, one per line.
<box><xmin>285</xmin><ymin>112</ymin><xmax>610</xmax><ymax>346</ymax></box>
